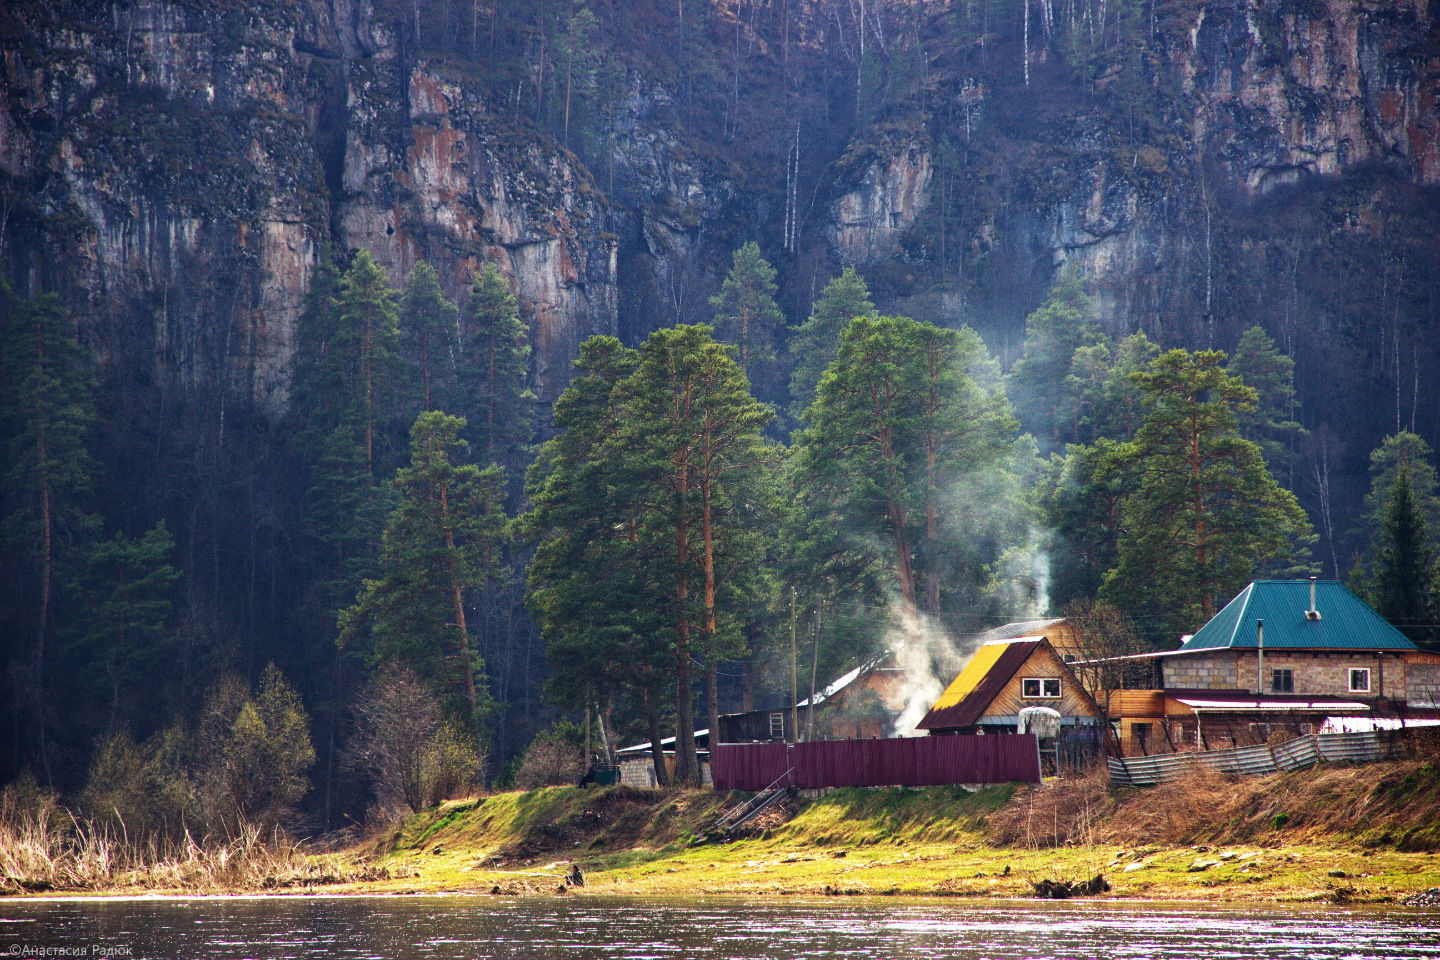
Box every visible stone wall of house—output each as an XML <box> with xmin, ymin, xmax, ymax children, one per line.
<box><xmin>1241</xmin><ymin>651</ymin><xmax>1400</xmax><ymax>698</ymax></box>
<box><xmin>1163</xmin><ymin>650</ymin><xmax>1413</xmax><ymax>698</ymax></box>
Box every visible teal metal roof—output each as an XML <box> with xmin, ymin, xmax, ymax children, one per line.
<box><xmin>1178</xmin><ymin>580</ymin><xmax>1417</xmax><ymax>652</ymax></box>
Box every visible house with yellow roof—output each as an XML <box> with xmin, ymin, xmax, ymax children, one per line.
<box><xmin>915</xmin><ymin>636</ymin><xmax>1106</xmax><ymax>768</ymax></box>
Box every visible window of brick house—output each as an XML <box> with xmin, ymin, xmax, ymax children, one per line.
<box><xmin>1272</xmin><ymin>668</ymin><xmax>1294</xmax><ymax>693</ymax></box>
<box><xmin>1349</xmin><ymin>668</ymin><xmax>1371</xmax><ymax>693</ymax></box>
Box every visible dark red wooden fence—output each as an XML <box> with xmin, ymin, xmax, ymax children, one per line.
<box><xmin>710</xmin><ymin>735</ymin><xmax>1041</xmax><ymax>791</ymax></box>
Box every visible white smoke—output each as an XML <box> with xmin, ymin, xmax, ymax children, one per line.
<box><xmin>886</xmin><ymin>527</ymin><xmax>1053</xmax><ymax>738</ymax></box>
<box><xmin>886</xmin><ymin>603</ymin><xmax>980</xmax><ymax>738</ymax></box>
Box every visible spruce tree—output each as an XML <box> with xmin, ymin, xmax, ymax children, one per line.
<box><xmin>789</xmin><ymin>267</ymin><xmax>876</xmax><ymax>417</ymax></box>
<box><xmin>459</xmin><ymin>263</ymin><xmax>534</xmax><ymax>482</ymax></box>
<box><xmin>1369</xmin><ymin>463</ymin><xmax>1438</xmax><ymax>648</ymax></box>
<box><xmin>710</xmin><ymin>242</ymin><xmax>784</xmax><ymax>382</ymax></box>
<box><xmin>399</xmin><ymin>261</ymin><xmax>459</xmax><ymax>413</ymax></box>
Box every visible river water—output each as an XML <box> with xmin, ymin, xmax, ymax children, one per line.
<box><xmin>3</xmin><ymin>895</ymin><xmax>1438</xmax><ymax>960</ymax></box>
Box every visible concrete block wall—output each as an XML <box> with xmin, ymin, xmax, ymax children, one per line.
<box><xmin>1162</xmin><ymin>653</ymin><xmax>1238</xmax><ymax>689</ymax></box>
<box><xmin>1409</xmin><ymin>663</ymin><xmax>1440</xmax><ymax>708</ymax></box>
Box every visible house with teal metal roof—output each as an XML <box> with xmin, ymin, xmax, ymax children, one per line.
<box><xmin>1083</xmin><ymin>579</ymin><xmax>1440</xmax><ymax>756</ymax></box>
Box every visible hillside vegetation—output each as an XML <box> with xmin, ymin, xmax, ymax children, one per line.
<box><xmin>358</xmin><ymin>760</ymin><xmax>1440</xmax><ymax>903</ymax></box>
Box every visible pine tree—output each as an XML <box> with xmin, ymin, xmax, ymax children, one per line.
<box><xmin>795</xmin><ymin>315</ymin><xmax>1018</xmax><ymax>621</ymax></box>
<box><xmin>789</xmin><ymin>267</ymin><xmax>876</xmax><ymax>417</ymax></box>
<box><xmin>340</xmin><ymin>412</ymin><xmax>505</xmax><ymax>730</ymax></box>
<box><xmin>522</xmin><ymin>337</ymin><xmax>679</xmax><ymax>783</ymax></box>
<box><xmin>459</xmin><ymin>263</ymin><xmax>534</xmax><ymax>481</ymax></box>
<box><xmin>612</xmin><ymin>325</ymin><xmax>778</xmax><ymax>781</ymax></box>
<box><xmin>1100</xmin><ymin>349</ymin><xmax>1314</xmax><ymax>640</ymax></box>
<box><xmin>710</xmin><ymin>242</ymin><xmax>784</xmax><ymax>382</ymax></box>
<box><xmin>1007</xmin><ymin>270</ymin><xmax>1102</xmax><ymax>448</ymax></box>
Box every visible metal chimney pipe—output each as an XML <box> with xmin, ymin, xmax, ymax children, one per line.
<box><xmin>1256</xmin><ymin>619</ymin><xmax>1265</xmax><ymax>696</ymax></box>
<box><xmin>1309</xmin><ymin>576</ymin><xmax>1317</xmax><ymax>615</ymax></box>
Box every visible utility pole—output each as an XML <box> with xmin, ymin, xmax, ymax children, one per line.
<box><xmin>790</xmin><ymin>586</ymin><xmax>799</xmax><ymax>743</ymax></box>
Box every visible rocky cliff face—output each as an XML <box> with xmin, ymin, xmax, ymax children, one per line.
<box><xmin>826</xmin><ymin>0</ymin><xmax>1438</xmax><ymax>339</ymax></box>
<box><xmin>1</xmin><ymin>0</ymin><xmax>1437</xmax><ymax>419</ymax></box>
<box><xmin>0</xmin><ymin>0</ymin><xmax>620</xmax><ymax>411</ymax></box>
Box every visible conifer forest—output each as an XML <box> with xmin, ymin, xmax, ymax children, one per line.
<box><xmin>2</xmin><ymin>0</ymin><xmax>1439</xmax><ymax>833</ymax></box>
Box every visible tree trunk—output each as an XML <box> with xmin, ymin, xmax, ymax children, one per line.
<box><xmin>442</xmin><ymin>482</ymin><xmax>480</xmax><ymax>723</ymax></box>
<box><xmin>644</xmin><ymin>684</ymin><xmax>670</xmax><ymax>786</ymax></box>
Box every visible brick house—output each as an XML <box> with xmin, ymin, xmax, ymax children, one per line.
<box><xmin>1094</xmin><ymin>579</ymin><xmax>1440</xmax><ymax>755</ymax></box>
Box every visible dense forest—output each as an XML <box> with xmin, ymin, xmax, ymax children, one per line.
<box><xmin>2</xmin><ymin>0</ymin><xmax>1439</xmax><ymax>835</ymax></box>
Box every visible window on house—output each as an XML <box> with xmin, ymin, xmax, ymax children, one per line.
<box><xmin>1349</xmin><ymin>668</ymin><xmax>1371</xmax><ymax>693</ymax></box>
<box><xmin>1272</xmin><ymin>669</ymin><xmax>1294</xmax><ymax>693</ymax></box>
<box><xmin>1022</xmin><ymin>677</ymin><xmax>1062</xmax><ymax>699</ymax></box>
<box><xmin>768</xmin><ymin>712</ymin><xmax>785</xmax><ymax>739</ymax></box>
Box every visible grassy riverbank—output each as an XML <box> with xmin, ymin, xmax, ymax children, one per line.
<box><xmin>6</xmin><ymin>760</ymin><xmax>1440</xmax><ymax>903</ymax></box>
<box><xmin>349</xmin><ymin>760</ymin><xmax>1440</xmax><ymax>904</ymax></box>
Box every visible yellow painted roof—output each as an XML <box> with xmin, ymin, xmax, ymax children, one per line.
<box><xmin>927</xmin><ymin>640</ymin><xmax>1015</xmax><ymax>712</ymax></box>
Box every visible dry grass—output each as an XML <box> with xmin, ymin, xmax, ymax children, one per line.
<box><xmin>987</xmin><ymin>758</ymin><xmax>1440</xmax><ymax>852</ymax></box>
<box><xmin>0</xmin><ymin>784</ymin><xmax>378</xmax><ymax>895</ymax></box>
<box><xmin>986</xmin><ymin>764</ymin><xmax>1113</xmax><ymax>848</ymax></box>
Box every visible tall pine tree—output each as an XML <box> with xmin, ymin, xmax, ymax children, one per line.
<box><xmin>340</xmin><ymin>412</ymin><xmax>506</xmax><ymax>732</ymax></box>
<box><xmin>1100</xmin><ymin>349</ymin><xmax>1313</xmax><ymax>640</ymax></box>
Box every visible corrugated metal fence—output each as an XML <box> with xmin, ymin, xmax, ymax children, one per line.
<box><xmin>1107</xmin><ymin>731</ymin><xmax>1401</xmax><ymax>787</ymax></box>
<box><xmin>711</xmin><ymin>735</ymin><xmax>1042</xmax><ymax>791</ymax></box>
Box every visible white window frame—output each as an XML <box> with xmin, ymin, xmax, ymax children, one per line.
<box><xmin>768</xmin><ymin>712</ymin><xmax>785</xmax><ymax>739</ymax></box>
<box><xmin>1022</xmin><ymin>677</ymin><xmax>1062</xmax><ymax>699</ymax></box>
<box><xmin>1349</xmin><ymin>668</ymin><xmax>1371</xmax><ymax>694</ymax></box>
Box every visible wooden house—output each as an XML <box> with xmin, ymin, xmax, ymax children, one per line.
<box><xmin>715</xmin><ymin>655</ymin><xmax>908</xmax><ymax>743</ymax></box>
<box><xmin>915</xmin><ymin>636</ymin><xmax>1106</xmax><ymax>768</ymax></box>
<box><xmin>1094</xmin><ymin>579</ymin><xmax>1440</xmax><ymax>755</ymax></box>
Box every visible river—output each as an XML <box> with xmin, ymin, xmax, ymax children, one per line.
<box><xmin>3</xmin><ymin>895</ymin><xmax>1438</xmax><ymax>959</ymax></box>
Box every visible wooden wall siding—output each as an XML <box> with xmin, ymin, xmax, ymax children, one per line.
<box><xmin>1040</xmin><ymin>621</ymin><xmax>1086</xmax><ymax>660</ymax></box>
<box><xmin>1108</xmin><ymin>689</ymin><xmax>1166</xmax><ymax>718</ymax></box>
<box><xmin>980</xmin><ymin>646</ymin><xmax>1101</xmax><ymax>722</ymax></box>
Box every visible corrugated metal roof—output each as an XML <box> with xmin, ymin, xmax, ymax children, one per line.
<box><xmin>963</xmin><ymin>619</ymin><xmax>1065</xmax><ymax>647</ymax></box>
<box><xmin>1180</xmin><ymin>580</ymin><xmax>1416</xmax><ymax>652</ymax></box>
<box><xmin>1172</xmin><ymin>695</ymin><xmax>1371</xmax><ymax>711</ymax></box>
<box><xmin>915</xmin><ymin>639</ymin><xmax>1041</xmax><ymax>731</ymax></box>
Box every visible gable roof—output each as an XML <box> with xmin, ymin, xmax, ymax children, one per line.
<box><xmin>915</xmin><ymin>638</ymin><xmax>1043</xmax><ymax>731</ymax></box>
<box><xmin>1179</xmin><ymin>580</ymin><xmax>1416</xmax><ymax>652</ymax></box>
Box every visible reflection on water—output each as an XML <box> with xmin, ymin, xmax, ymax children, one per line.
<box><xmin>2</xmin><ymin>895</ymin><xmax>1438</xmax><ymax>960</ymax></box>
